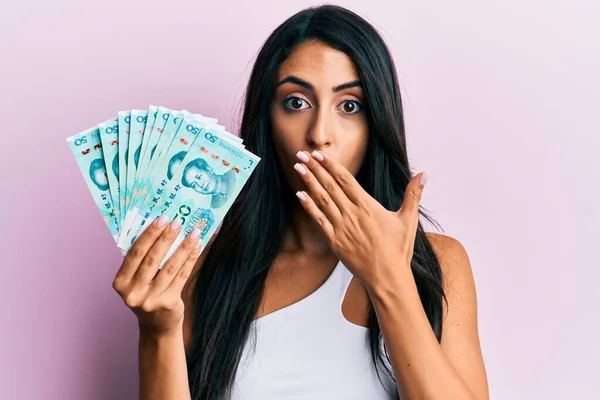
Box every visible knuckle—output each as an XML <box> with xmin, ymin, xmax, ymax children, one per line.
<box><xmin>141</xmin><ymin>254</ymin><xmax>157</xmax><ymax>268</ymax></box>
<box><xmin>168</xmin><ymin>296</ymin><xmax>185</xmax><ymax>311</ymax></box>
<box><xmin>128</xmin><ymin>245</ymin><xmax>145</xmax><ymax>260</ymax></box>
<box><xmin>123</xmin><ymin>293</ymin><xmax>141</xmax><ymax>308</ymax></box>
<box><xmin>337</xmin><ymin>173</ymin><xmax>351</xmax><ymax>186</ymax></box>
<box><xmin>189</xmin><ymin>246</ymin><xmax>202</xmax><ymax>259</ymax></box>
<box><xmin>161</xmin><ymin>300</ymin><xmax>178</xmax><ymax>312</ymax></box>
<box><xmin>185</xmin><ymin>248</ymin><xmax>202</xmax><ymax>265</ymax></box>
<box><xmin>177</xmin><ymin>266</ymin><xmax>192</xmax><ymax>281</ymax></box>
<box><xmin>316</xmin><ymin>193</ymin><xmax>330</xmax><ymax>207</ymax></box>
<box><xmin>161</xmin><ymin>260</ymin><xmax>179</xmax><ymax>276</ymax></box>
<box><xmin>323</xmin><ymin>181</ymin><xmax>336</xmax><ymax>193</ymax></box>
<box><xmin>112</xmin><ymin>277</ymin><xmax>125</xmax><ymax>294</ymax></box>
<box><xmin>315</xmin><ymin>215</ymin><xmax>328</xmax><ymax>227</ymax></box>
<box><xmin>408</xmin><ymin>188</ymin><xmax>422</xmax><ymax>202</ymax></box>
<box><xmin>140</xmin><ymin>298</ymin><xmax>155</xmax><ymax>313</ymax></box>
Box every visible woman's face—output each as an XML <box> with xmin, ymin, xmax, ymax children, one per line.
<box><xmin>271</xmin><ymin>41</ymin><xmax>369</xmax><ymax>194</ymax></box>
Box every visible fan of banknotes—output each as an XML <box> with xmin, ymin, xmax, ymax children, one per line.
<box><xmin>66</xmin><ymin>105</ymin><xmax>260</xmax><ymax>264</ymax></box>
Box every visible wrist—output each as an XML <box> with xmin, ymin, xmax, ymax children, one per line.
<box><xmin>139</xmin><ymin>321</ymin><xmax>184</xmax><ymax>343</ymax></box>
<box><xmin>366</xmin><ymin>264</ymin><xmax>419</xmax><ymax>305</ymax></box>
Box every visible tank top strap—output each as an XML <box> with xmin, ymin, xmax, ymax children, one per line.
<box><xmin>333</xmin><ymin>260</ymin><xmax>355</xmax><ymax>304</ymax></box>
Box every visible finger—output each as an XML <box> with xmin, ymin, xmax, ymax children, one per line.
<box><xmin>114</xmin><ymin>215</ymin><xmax>171</xmax><ymax>284</ymax></box>
<box><xmin>296</xmin><ymin>150</ymin><xmax>353</xmax><ymax>214</ymax></box>
<box><xmin>398</xmin><ymin>171</ymin><xmax>428</xmax><ymax>218</ymax></box>
<box><xmin>163</xmin><ymin>240</ymin><xmax>204</xmax><ymax>298</ymax></box>
<box><xmin>294</xmin><ymin>153</ymin><xmax>342</xmax><ymax>223</ymax></box>
<box><xmin>295</xmin><ymin>190</ymin><xmax>335</xmax><ymax>239</ymax></box>
<box><xmin>308</xmin><ymin>150</ymin><xmax>363</xmax><ymax>205</ymax></box>
<box><xmin>133</xmin><ymin>217</ymin><xmax>182</xmax><ymax>285</ymax></box>
<box><xmin>148</xmin><ymin>227</ymin><xmax>202</xmax><ymax>297</ymax></box>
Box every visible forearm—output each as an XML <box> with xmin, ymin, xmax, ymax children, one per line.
<box><xmin>368</xmin><ymin>272</ymin><xmax>476</xmax><ymax>400</ymax></box>
<box><xmin>138</xmin><ymin>324</ymin><xmax>191</xmax><ymax>400</ymax></box>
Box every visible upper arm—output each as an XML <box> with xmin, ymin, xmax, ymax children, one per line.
<box><xmin>427</xmin><ymin>233</ymin><xmax>490</xmax><ymax>400</ymax></box>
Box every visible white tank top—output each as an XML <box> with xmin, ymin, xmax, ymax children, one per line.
<box><xmin>230</xmin><ymin>259</ymin><xmax>399</xmax><ymax>399</ymax></box>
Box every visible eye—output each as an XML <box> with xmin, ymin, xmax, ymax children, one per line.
<box><xmin>283</xmin><ymin>97</ymin><xmax>310</xmax><ymax>111</ymax></box>
<box><xmin>339</xmin><ymin>100</ymin><xmax>362</xmax><ymax>115</ymax></box>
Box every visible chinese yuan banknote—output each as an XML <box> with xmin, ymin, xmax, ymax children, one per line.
<box><xmin>118</xmin><ymin>114</ymin><xmax>254</xmax><ymax>252</ymax></box>
<box><xmin>66</xmin><ymin>126</ymin><xmax>120</xmax><ymax>242</ymax></box>
<box><xmin>66</xmin><ymin>105</ymin><xmax>260</xmax><ymax>264</ymax></box>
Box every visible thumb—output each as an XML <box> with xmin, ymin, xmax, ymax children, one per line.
<box><xmin>397</xmin><ymin>171</ymin><xmax>428</xmax><ymax>217</ymax></box>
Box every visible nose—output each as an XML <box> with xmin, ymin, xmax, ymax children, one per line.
<box><xmin>306</xmin><ymin>106</ymin><xmax>333</xmax><ymax>150</ymax></box>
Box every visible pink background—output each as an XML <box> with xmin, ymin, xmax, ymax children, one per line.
<box><xmin>1</xmin><ymin>1</ymin><xmax>598</xmax><ymax>398</ymax></box>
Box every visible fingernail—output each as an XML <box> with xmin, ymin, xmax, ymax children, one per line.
<box><xmin>294</xmin><ymin>163</ymin><xmax>307</xmax><ymax>175</ymax></box>
<box><xmin>296</xmin><ymin>151</ymin><xmax>310</xmax><ymax>163</ymax></box>
<box><xmin>419</xmin><ymin>171</ymin><xmax>429</xmax><ymax>186</ymax></box>
<box><xmin>170</xmin><ymin>219</ymin><xmax>182</xmax><ymax>230</ymax></box>
<box><xmin>190</xmin><ymin>228</ymin><xmax>200</xmax><ymax>240</ymax></box>
<box><xmin>156</xmin><ymin>215</ymin><xmax>168</xmax><ymax>227</ymax></box>
<box><xmin>296</xmin><ymin>191</ymin><xmax>307</xmax><ymax>202</ymax></box>
<box><xmin>311</xmin><ymin>151</ymin><xmax>324</xmax><ymax>161</ymax></box>
<box><xmin>195</xmin><ymin>240</ymin><xmax>202</xmax><ymax>250</ymax></box>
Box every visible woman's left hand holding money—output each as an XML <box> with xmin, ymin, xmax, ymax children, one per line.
<box><xmin>293</xmin><ymin>150</ymin><xmax>429</xmax><ymax>292</ymax></box>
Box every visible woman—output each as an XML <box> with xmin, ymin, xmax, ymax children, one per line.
<box><xmin>112</xmin><ymin>5</ymin><xmax>489</xmax><ymax>400</ymax></box>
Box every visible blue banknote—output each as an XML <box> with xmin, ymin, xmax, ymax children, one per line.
<box><xmin>126</xmin><ymin>110</ymin><xmax>148</xmax><ymax>213</ymax></box>
<box><xmin>136</xmin><ymin>105</ymin><xmax>159</xmax><ymax>174</ymax></box>
<box><xmin>66</xmin><ymin>125</ymin><xmax>120</xmax><ymax>242</ymax></box>
<box><xmin>68</xmin><ymin>106</ymin><xmax>257</xmax><ymax>257</ymax></box>
<box><xmin>118</xmin><ymin>115</ymin><xmax>246</xmax><ymax>251</ymax></box>
<box><xmin>118</xmin><ymin>110</ymin><xmax>231</xmax><ymax>247</ymax></box>
<box><xmin>117</xmin><ymin>109</ymin><xmax>187</xmax><ymax>247</ymax></box>
<box><xmin>97</xmin><ymin>117</ymin><xmax>121</xmax><ymax>228</ymax></box>
<box><xmin>128</xmin><ymin>125</ymin><xmax>260</xmax><ymax>264</ymax></box>
<box><xmin>131</xmin><ymin>105</ymin><xmax>169</xmax><ymax>207</ymax></box>
<box><xmin>117</xmin><ymin>113</ymin><xmax>207</xmax><ymax>249</ymax></box>
<box><xmin>117</xmin><ymin>111</ymin><xmax>131</xmax><ymax>229</ymax></box>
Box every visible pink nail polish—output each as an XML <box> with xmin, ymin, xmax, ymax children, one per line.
<box><xmin>190</xmin><ymin>228</ymin><xmax>200</xmax><ymax>240</ymax></box>
<box><xmin>296</xmin><ymin>191</ymin><xmax>307</xmax><ymax>202</ymax></box>
<box><xmin>170</xmin><ymin>219</ymin><xmax>182</xmax><ymax>230</ymax></box>
<box><xmin>311</xmin><ymin>151</ymin><xmax>324</xmax><ymax>161</ymax></box>
<box><xmin>296</xmin><ymin>151</ymin><xmax>310</xmax><ymax>163</ymax></box>
<box><xmin>419</xmin><ymin>171</ymin><xmax>429</xmax><ymax>186</ymax></box>
<box><xmin>294</xmin><ymin>163</ymin><xmax>307</xmax><ymax>175</ymax></box>
<box><xmin>156</xmin><ymin>215</ymin><xmax>168</xmax><ymax>227</ymax></box>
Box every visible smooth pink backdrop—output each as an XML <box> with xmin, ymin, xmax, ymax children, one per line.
<box><xmin>1</xmin><ymin>1</ymin><xmax>598</xmax><ymax>399</ymax></box>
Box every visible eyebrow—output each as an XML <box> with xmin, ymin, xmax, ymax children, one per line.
<box><xmin>276</xmin><ymin>75</ymin><xmax>362</xmax><ymax>92</ymax></box>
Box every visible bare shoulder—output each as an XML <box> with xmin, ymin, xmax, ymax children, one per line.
<box><xmin>424</xmin><ymin>232</ymin><xmax>477</xmax><ymax>322</ymax></box>
<box><xmin>425</xmin><ymin>232</ymin><xmax>475</xmax><ymax>297</ymax></box>
<box><xmin>425</xmin><ymin>232</ymin><xmax>489</xmax><ymax>399</ymax></box>
<box><xmin>425</xmin><ymin>232</ymin><xmax>470</xmax><ymax>270</ymax></box>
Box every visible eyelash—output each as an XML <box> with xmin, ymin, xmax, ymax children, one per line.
<box><xmin>283</xmin><ymin>97</ymin><xmax>363</xmax><ymax>115</ymax></box>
